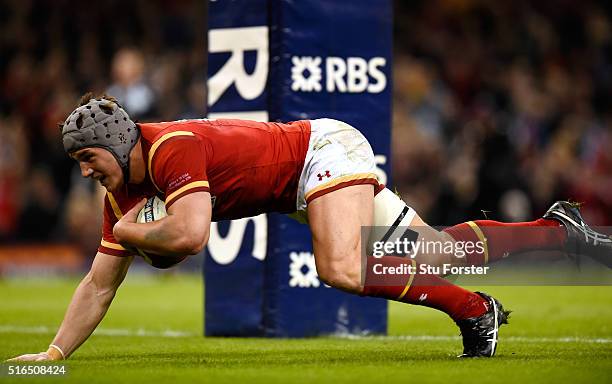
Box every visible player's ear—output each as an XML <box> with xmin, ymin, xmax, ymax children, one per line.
<box><xmin>58</xmin><ymin>122</ymin><xmax>64</xmax><ymax>133</ymax></box>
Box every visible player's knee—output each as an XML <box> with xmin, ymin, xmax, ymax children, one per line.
<box><xmin>316</xmin><ymin>256</ymin><xmax>362</xmax><ymax>293</ymax></box>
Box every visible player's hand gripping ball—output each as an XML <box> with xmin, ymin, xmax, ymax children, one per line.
<box><xmin>136</xmin><ymin>196</ymin><xmax>187</xmax><ymax>269</ymax></box>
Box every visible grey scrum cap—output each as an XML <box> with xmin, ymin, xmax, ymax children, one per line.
<box><xmin>61</xmin><ymin>97</ymin><xmax>140</xmax><ymax>184</ymax></box>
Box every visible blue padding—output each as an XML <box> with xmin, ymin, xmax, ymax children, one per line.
<box><xmin>264</xmin><ymin>214</ymin><xmax>388</xmax><ymax>337</ymax></box>
<box><xmin>264</xmin><ymin>0</ymin><xmax>392</xmax><ymax>337</ymax></box>
<box><xmin>205</xmin><ymin>0</ymin><xmax>392</xmax><ymax>337</ymax></box>
<box><xmin>205</xmin><ymin>220</ymin><xmax>265</xmax><ymax>336</ymax></box>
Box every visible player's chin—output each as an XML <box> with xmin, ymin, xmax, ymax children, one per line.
<box><xmin>104</xmin><ymin>178</ymin><xmax>122</xmax><ymax>192</ymax></box>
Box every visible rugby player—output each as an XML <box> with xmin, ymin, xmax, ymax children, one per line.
<box><xmin>7</xmin><ymin>94</ymin><xmax>611</xmax><ymax>361</ymax></box>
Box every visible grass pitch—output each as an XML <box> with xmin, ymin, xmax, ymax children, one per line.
<box><xmin>1</xmin><ymin>274</ymin><xmax>610</xmax><ymax>383</ymax></box>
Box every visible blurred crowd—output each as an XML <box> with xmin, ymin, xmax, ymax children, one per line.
<box><xmin>0</xmin><ymin>0</ymin><xmax>206</xmax><ymax>250</ymax></box>
<box><xmin>393</xmin><ymin>0</ymin><xmax>612</xmax><ymax>225</ymax></box>
<box><xmin>0</xmin><ymin>0</ymin><xmax>610</xmax><ymax>252</ymax></box>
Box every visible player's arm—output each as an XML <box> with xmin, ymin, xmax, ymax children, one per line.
<box><xmin>6</xmin><ymin>252</ymin><xmax>133</xmax><ymax>362</ymax></box>
<box><xmin>112</xmin><ymin>191</ymin><xmax>211</xmax><ymax>257</ymax></box>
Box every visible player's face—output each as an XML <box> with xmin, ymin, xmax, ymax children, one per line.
<box><xmin>71</xmin><ymin>148</ymin><xmax>123</xmax><ymax>192</ymax></box>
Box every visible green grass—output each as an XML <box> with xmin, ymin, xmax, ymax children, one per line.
<box><xmin>1</xmin><ymin>274</ymin><xmax>611</xmax><ymax>383</ymax></box>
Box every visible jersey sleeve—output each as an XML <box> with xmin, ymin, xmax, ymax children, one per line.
<box><xmin>98</xmin><ymin>194</ymin><xmax>134</xmax><ymax>256</ymax></box>
<box><xmin>150</xmin><ymin>135</ymin><xmax>210</xmax><ymax>208</ymax></box>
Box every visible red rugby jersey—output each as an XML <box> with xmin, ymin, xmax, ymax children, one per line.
<box><xmin>99</xmin><ymin>118</ymin><xmax>311</xmax><ymax>256</ymax></box>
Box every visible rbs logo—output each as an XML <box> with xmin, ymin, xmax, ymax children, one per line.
<box><xmin>291</xmin><ymin>56</ymin><xmax>387</xmax><ymax>94</ymax></box>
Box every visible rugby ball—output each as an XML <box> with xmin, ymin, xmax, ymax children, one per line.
<box><xmin>136</xmin><ymin>196</ymin><xmax>187</xmax><ymax>269</ymax></box>
<box><xmin>137</xmin><ymin>196</ymin><xmax>168</xmax><ymax>224</ymax></box>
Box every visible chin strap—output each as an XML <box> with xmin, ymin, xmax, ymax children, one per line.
<box><xmin>122</xmin><ymin>163</ymin><xmax>130</xmax><ymax>185</ymax></box>
<box><xmin>121</xmin><ymin>130</ymin><xmax>139</xmax><ymax>186</ymax></box>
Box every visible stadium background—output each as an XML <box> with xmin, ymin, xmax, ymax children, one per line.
<box><xmin>0</xmin><ymin>1</ymin><xmax>611</xmax><ymax>381</ymax></box>
<box><xmin>1</xmin><ymin>0</ymin><xmax>612</xmax><ymax>253</ymax></box>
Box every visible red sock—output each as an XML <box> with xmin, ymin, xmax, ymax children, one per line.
<box><xmin>362</xmin><ymin>256</ymin><xmax>488</xmax><ymax>321</ymax></box>
<box><xmin>443</xmin><ymin>218</ymin><xmax>567</xmax><ymax>265</ymax></box>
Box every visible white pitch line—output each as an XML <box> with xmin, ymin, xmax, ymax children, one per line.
<box><xmin>0</xmin><ymin>325</ymin><xmax>196</xmax><ymax>338</ymax></box>
<box><xmin>0</xmin><ymin>325</ymin><xmax>609</xmax><ymax>344</ymax></box>
<box><xmin>334</xmin><ymin>334</ymin><xmax>612</xmax><ymax>344</ymax></box>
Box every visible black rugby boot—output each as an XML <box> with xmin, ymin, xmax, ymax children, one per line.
<box><xmin>544</xmin><ymin>201</ymin><xmax>612</xmax><ymax>268</ymax></box>
<box><xmin>455</xmin><ymin>292</ymin><xmax>510</xmax><ymax>358</ymax></box>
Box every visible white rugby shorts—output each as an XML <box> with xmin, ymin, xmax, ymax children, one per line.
<box><xmin>295</xmin><ymin>118</ymin><xmax>382</xmax><ymax>212</ymax></box>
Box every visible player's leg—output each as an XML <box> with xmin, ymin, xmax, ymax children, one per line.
<box><xmin>406</xmin><ymin>202</ymin><xmax>610</xmax><ymax>269</ymax></box>
<box><xmin>307</xmin><ymin>185</ymin><xmax>492</xmax><ymax>321</ymax></box>
<box><xmin>441</xmin><ymin>202</ymin><xmax>612</xmax><ymax>268</ymax></box>
<box><xmin>441</xmin><ymin>216</ymin><xmax>566</xmax><ymax>267</ymax></box>
<box><xmin>370</xmin><ymin>188</ymin><xmax>461</xmax><ymax>268</ymax></box>
<box><xmin>372</xmin><ymin>188</ymin><xmax>582</xmax><ymax>269</ymax></box>
<box><xmin>301</xmin><ymin>118</ymin><xmax>488</xmax><ymax>315</ymax></box>
<box><xmin>302</xmin><ymin>118</ymin><xmax>507</xmax><ymax>357</ymax></box>
<box><xmin>306</xmin><ymin>184</ymin><xmax>372</xmax><ymax>293</ymax></box>
<box><xmin>308</xmin><ymin>185</ymin><xmax>508</xmax><ymax>358</ymax></box>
